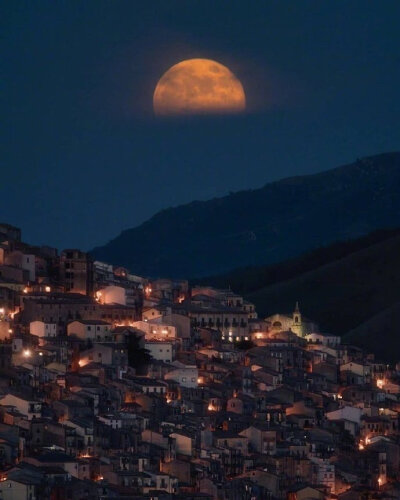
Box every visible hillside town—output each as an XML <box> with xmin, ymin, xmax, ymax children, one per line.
<box><xmin>0</xmin><ymin>222</ymin><xmax>399</xmax><ymax>500</ymax></box>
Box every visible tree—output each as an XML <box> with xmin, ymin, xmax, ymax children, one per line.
<box><xmin>126</xmin><ymin>335</ymin><xmax>152</xmax><ymax>374</ymax></box>
<box><xmin>236</xmin><ymin>339</ymin><xmax>255</xmax><ymax>350</ymax></box>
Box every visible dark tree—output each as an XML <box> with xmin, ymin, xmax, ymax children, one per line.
<box><xmin>236</xmin><ymin>339</ymin><xmax>255</xmax><ymax>350</ymax></box>
<box><xmin>126</xmin><ymin>335</ymin><xmax>152</xmax><ymax>374</ymax></box>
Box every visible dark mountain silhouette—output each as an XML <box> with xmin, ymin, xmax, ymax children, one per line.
<box><xmin>211</xmin><ymin>229</ymin><xmax>400</xmax><ymax>362</ymax></box>
<box><xmin>343</xmin><ymin>302</ymin><xmax>400</xmax><ymax>363</ymax></box>
<box><xmin>92</xmin><ymin>152</ymin><xmax>400</xmax><ymax>278</ymax></box>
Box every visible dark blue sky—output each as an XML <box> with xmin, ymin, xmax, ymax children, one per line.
<box><xmin>3</xmin><ymin>1</ymin><xmax>400</xmax><ymax>250</ymax></box>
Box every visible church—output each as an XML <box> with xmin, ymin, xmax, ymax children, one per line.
<box><xmin>265</xmin><ymin>302</ymin><xmax>318</xmax><ymax>337</ymax></box>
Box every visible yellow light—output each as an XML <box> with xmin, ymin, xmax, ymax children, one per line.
<box><xmin>376</xmin><ymin>379</ymin><xmax>384</xmax><ymax>389</ymax></box>
<box><xmin>0</xmin><ymin>308</ymin><xmax>4</xmax><ymax>314</ymax></box>
<box><xmin>208</xmin><ymin>404</ymin><xmax>215</xmax><ymax>411</ymax></box>
<box><xmin>8</xmin><ymin>329</ymin><xmax>12</xmax><ymax>334</ymax></box>
<box><xmin>45</xmin><ymin>286</ymin><xmax>51</xmax><ymax>292</ymax></box>
<box><xmin>358</xmin><ymin>442</ymin><xmax>365</xmax><ymax>450</ymax></box>
<box><xmin>23</xmin><ymin>349</ymin><xmax>31</xmax><ymax>357</ymax></box>
<box><xmin>23</xmin><ymin>288</ymin><xmax>28</xmax><ymax>294</ymax></box>
<box><xmin>39</xmin><ymin>352</ymin><xmax>43</xmax><ymax>356</ymax></box>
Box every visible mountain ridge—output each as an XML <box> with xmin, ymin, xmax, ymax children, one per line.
<box><xmin>91</xmin><ymin>152</ymin><xmax>400</xmax><ymax>277</ymax></box>
<box><xmin>237</xmin><ymin>231</ymin><xmax>400</xmax><ymax>361</ymax></box>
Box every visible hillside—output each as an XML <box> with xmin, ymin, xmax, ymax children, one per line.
<box><xmin>242</xmin><ymin>232</ymin><xmax>400</xmax><ymax>361</ymax></box>
<box><xmin>196</xmin><ymin>228</ymin><xmax>400</xmax><ymax>293</ymax></box>
<box><xmin>343</xmin><ymin>302</ymin><xmax>400</xmax><ymax>363</ymax></box>
<box><xmin>92</xmin><ymin>152</ymin><xmax>400</xmax><ymax>278</ymax></box>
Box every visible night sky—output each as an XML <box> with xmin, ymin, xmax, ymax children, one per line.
<box><xmin>3</xmin><ymin>1</ymin><xmax>400</xmax><ymax>250</ymax></box>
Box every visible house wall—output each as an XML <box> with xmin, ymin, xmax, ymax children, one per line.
<box><xmin>145</xmin><ymin>341</ymin><xmax>174</xmax><ymax>362</ymax></box>
<box><xmin>164</xmin><ymin>367</ymin><xmax>198</xmax><ymax>388</ymax></box>
<box><xmin>30</xmin><ymin>321</ymin><xmax>57</xmax><ymax>337</ymax></box>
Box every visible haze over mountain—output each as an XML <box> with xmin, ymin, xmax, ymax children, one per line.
<box><xmin>92</xmin><ymin>152</ymin><xmax>400</xmax><ymax>278</ymax></box>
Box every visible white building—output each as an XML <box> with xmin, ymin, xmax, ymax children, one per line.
<box><xmin>170</xmin><ymin>431</ymin><xmax>193</xmax><ymax>457</ymax></box>
<box><xmin>5</xmin><ymin>250</ymin><xmax>36</xmax><ymax>281</ymax></box>
<box><xmin>0</xmin><ymin>478</ymin><xmax>38</xmax><ymax>500</ymax></box>
<box><xmin>164</xmin><ymin>362</ymin><xmax>198</xmax><ymax>388</ymax></box>
<box><xmin>30</xmin><ymin>321</ymin><xmax>57</xmax><ymax>338</ymax></box>
<box><xmin>67</xmin><ymin>320</ymin><xmax>112</xmax><ymax>342</ymax></box>
<box><xmin>133</xmin><ymin>320</ymin><xmax>177</xmax><ymax>340</ymax></box>
<box><xmin>96</xmin><ymin>285</ymin><xmax>127</xmax><ymax>306</ymax></box>
<box><xmin>311</xmin><ymin>457</ymin><xmax>335</xmax><ymax>494</ymax></box>
<box><xmin>326</xmin><ymin>406</ymin><xmax>363</xmax><ymax>428</ymax></box>
<box><xmin>145</xmin><ymin>340</ymin><xmax>175</xmax><ymax>362</ymax></box>
<box><xmin>98</xmin><ymin>414</ymin><xmax>123</xmax><ymax>429</ymax></box>
<box><xmin>0</xmin><ymin>393</ymin><xmax>42</xmax><ymax>420</ymax></box>
<box><xmin>305</xmin><ymin>332</ymin><xmax>341</xmax><ymax>346</ymax></box>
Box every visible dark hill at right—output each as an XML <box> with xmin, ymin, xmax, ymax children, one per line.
<box><xmin>202</xmin><ymin>229</ymin><xmax>400</xmax><ymax>362</ymax></box>
<box><xmin>245</xmin><ymin>230</ymin><xmax>400</xmax><ymax>361</ymax></box>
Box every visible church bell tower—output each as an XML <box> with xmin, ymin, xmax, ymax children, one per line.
<box><xmin>292</xmin><ymin>301</ymin><xmax>302</xmax><ymax>336</ymax></box>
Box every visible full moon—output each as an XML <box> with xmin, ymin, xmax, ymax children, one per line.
<box><xmin>153</xmin><ymin>58</ymin><xmax>246</xmax><ymax>116</ymax></box>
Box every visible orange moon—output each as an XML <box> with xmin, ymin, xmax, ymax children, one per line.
<box><xmin>153</xmin><ymin>58</ymin><xmax>246</xmax><ymax>116</ymax></box>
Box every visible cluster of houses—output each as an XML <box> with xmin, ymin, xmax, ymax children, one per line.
<box><xmin>0</xmin><ymin>222</ymin><xmax>400</xmax><ymax>500</ymax></box>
